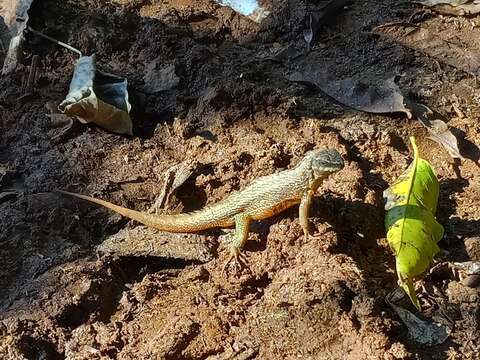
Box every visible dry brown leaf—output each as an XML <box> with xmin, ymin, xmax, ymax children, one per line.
<box><xmin>149</xmin><ymin>161</ymin><xmax>197</xmax><ymax>214</ymax></box>
<box><xmin>415</xmin><ymin>0</ymin><xmax>480</xmax><ymax>16</ymax></box>
<box><xmin>408</xmin><ymin>101</ymin><xmax>465</xmax><ymax>159</ymax></box>
<box><xmin>58</xmin><ymin>55</ymin><xmax>133</xmax><ymax>135</ymax></box>
<box><xmin>287</xmin><ymin>63</ymin><xmax>411</xmax><ymax>116</ymax></box>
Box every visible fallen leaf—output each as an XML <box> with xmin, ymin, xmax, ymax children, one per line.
<box><xmin>58</xmin><ymin>55</ymin><xmax>133</xmax><ymax>135</ymax></box>
<box><xmin>408</xmin><ymin>101</ymin><xmax>465</xmax><ymax>160</ymax></box>
<box><xmin>384</xmin><ymin>136</ymin><xmax>444</xmax><ymax>310</ymax></box>
<box><xmin>418</xmin><ymin>0</ymin><xmax>471</xmax><ymax>5</ymax></box>
<box><xmin>287</xmin><ymin>63</ymin><xmax>411</xmax><ymax>116</ymax></box>
<box><xmin>389</xmin><ymin>302</ymin><xmax>450</xmax><ymax>345</ymax></box>
<box><xmin>149</xmin><ymin>161</ymin><xmax>197</xmax><ymax>214</ymax></box>
<box><xmin>288</xmin><ymin>62</ymin><xmax>466</xmax><ymax>160</ymax></box>
<box><xmin>415</xmin><ymin>0</ymin><xmax>480</xmax><ymax>16</ymax></box>
<box><xmin>303</xmin><ymin>15</ymin><xmax>314</xmax><ymax>52</ymax></box>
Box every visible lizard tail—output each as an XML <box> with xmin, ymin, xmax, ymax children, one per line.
<box><xmin>56</xmin><ymin>190</ymin><xmax>220</xmax><ymax>232</ymax></box>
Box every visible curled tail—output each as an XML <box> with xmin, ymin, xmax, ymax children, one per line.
<box><xmin>56</xmin><ymin>190</ymin><xmax>231</xmax><ymax>232</ymax></box>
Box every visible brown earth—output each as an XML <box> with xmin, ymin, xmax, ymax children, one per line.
<box><xmin>0</xmin><ymin>0</ymin><xmax>479</xmax><ymax>359</ymax></box>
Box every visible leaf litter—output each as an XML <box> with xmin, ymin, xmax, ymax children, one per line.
<box><xmin>415</xmin><ymin>0</ymin><xmax>480</xmax><ymax>16</ymax></box>
<box><xmin>24</xmin><ymin>28</ymin><xmax>134</xmax><ymax>135</ymax></box>
<box><xmin>407</xmin><ymin>101</ymin><xmax>465</xmax><ymax>159</ymax></box>
<box><xmin>58</xmin><ymin>55</ymin><xmax>133</xmax><ymax>136</ymax></box>
<box><xmin>287</xmin><ymin>63</ymin><xmax>412</xmax><ymax>116</ymax></box>
<box><xmin>148</xmin><ymin>161</ymin><xmax>197</xmax><ymax>215</ymax></box>
<box><xmin>287</xmin><ymin>63</ymin><xmax>464</xmax><ymax>159</ymax></box>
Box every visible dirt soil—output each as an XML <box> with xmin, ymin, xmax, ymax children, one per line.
<box><xmin>1</xmin><ymin>0</ymin><xmax>479</xmax><ymax>359</ymax></box>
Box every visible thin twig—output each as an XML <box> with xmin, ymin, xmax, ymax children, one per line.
<box><xmin>371</xmin><ymin>22</ymin><xmax>420</xmax><ymax>37</ymax></box>
<box><xmin>373</xmin><ymin>22</ymin><xmax>420</xmax><ymax>31</ymax></box>
<box><xmin>27</xmin><ymin>26</ymin><xmax>82</xmax><ymax>56</ymax></box>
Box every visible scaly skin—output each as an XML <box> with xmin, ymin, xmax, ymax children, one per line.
<box><xmin>58</xmin><ymin>149</ymin><xmax>344</xmax><ymax>264</ymax></box>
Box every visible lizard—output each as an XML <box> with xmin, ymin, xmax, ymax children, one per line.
<box><xmin>58</xmin><ymin>148</ymin><xmax>344</xmax><ymax>268</ymax></box>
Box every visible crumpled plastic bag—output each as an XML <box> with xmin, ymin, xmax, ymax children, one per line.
<box><xmin>58</xmin><ymin>55</ymin><xmax>133</xmax><ymax>135</ymax></box>
<box><xmin>1</xmin><ymin>0</ymin><xmax>34</xmax><ymax>74</ymax></box>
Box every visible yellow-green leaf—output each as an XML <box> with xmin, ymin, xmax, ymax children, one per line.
<box><xmin>383</xmin><ymin>136</ymin><xmax>444</xmax><ymax>310</ymax></box>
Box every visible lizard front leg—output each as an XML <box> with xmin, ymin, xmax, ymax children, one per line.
<box><xmin>223</xmin><ymin>213</ymin><xmax>251</xmax><ymax>273</ymax></box>
<box><xmin>299</xmin><ymin>189</ymin><xmax>314</xmax><ymax>241</ymax></box>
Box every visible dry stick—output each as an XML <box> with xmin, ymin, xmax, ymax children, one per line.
<box><xmin>371</xmin><ymin>22</ymin><xmax>420</xmax><ymax>37</ymax></box>
<box><xmin>27</xmin><ymin>27</ymin><xmax>134</xmax><ymax>92</ymax></box>
<box><xmin>24</xmin><ymin>55</ymin><xmax>39</xmax><ymax>95</ymax></box>
<box><xmin>28</xmin><ymin>27</ymin><xmax>122</xmax><ymax>78</ymax></box>
<box><xmin>27</xmin><ymin>26</ymin><xmax>82</xmax><ymax>57</ymax></box>
<box><xmin>372</xmin><ymin>22</ymin><xmax>420</xmax><ymax>31</ymax></box>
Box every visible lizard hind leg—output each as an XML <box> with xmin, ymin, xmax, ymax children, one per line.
<box><xmin>222</xmin><ymin>213</ymin><xmax>252</xmax><ymax>274</ymax></box>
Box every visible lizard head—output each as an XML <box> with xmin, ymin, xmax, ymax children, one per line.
<box><xmin>308</xmin><ymin>148</ymin><xmax>344</xmax><ymax>178</ymax></box>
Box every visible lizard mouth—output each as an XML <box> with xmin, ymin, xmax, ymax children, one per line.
<box><xmin>325</xmin><ymin>165</ymin><xmax>343</xmax><ymax>173</ymax></box>
<box><xmin>322</xmin><ymin>159</ymin><xmax>345</xmax><ymax>173</ymax></box>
